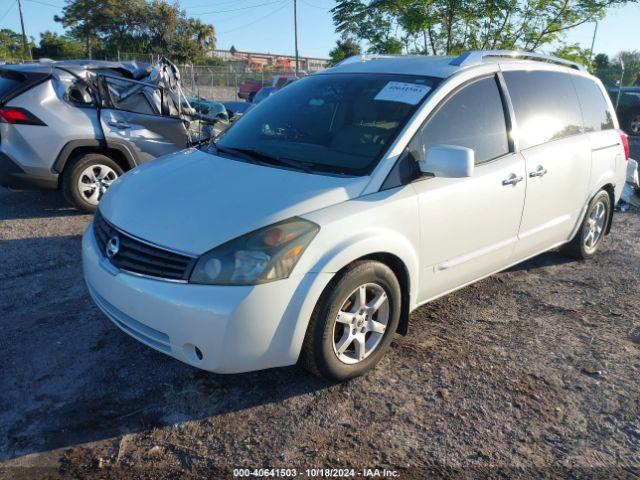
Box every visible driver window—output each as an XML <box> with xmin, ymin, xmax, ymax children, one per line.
<box><xmin>408</xmin><ymin>76</ymin><xmax>509</xmax><ymax>166</ymax></box>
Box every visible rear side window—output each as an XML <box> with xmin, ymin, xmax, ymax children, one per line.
<box><xmin>572</xmin><ymin>76</ymin><xmax>614</xmax><ymax>132</ymax></box>
<box><xmin>0</xmin><ymin>70</ymin><xmax>24</xmax><ymax>101</ymax></box>
<box><xmin>408</xmin><ymin>75</ymin><xmax>509</xmax><ymax>165</ymax></box>
<box><xmin>503</xmin><ymin>71</ymin><xmax>583</xmax><ymax>149</ymax></box>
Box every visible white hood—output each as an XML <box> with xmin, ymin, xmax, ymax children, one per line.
<box><xmin>99</xmin><ymin>149</ymin><xmax>368</xmax><ymax>254</ymax></box>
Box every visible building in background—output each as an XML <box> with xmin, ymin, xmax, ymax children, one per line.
<box><xmin>208</xmin><ymin>48</ymin><xmax>328</xmax><ymax>73</ymax></box>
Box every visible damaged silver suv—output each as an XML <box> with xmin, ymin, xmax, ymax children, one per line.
<box><xmin>0</xmin><ymin>59</ymin><xmax>219</xmax><ymax>212</ymax></box>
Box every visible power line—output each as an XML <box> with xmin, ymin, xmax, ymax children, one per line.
<box><xmin>0</xmin><ymin>0</ymin><xmax>17</xmax><ymax>23</ymax></box>
<box><xmin>23</xmin><ymin>0</ymin><xmax>63</xmax><ymax>7</ymax></box>
<box><xmin>218</xmin><ymin>0</ymin><xmax>290</xmax><ymax>34</ymax></box>
<box><xmin>193</xmin><ymin>0</ymin><xmax>285</xmax><ymax>15</ymax></box>
<box><xmin>300</xmin><ymin>0</ymin><xmax>330</xmax><ymax>10</ymax></box>
<box><xmin>187</xmin><ymin>0</ymin><xmax>266</xmax><ymax>11</ymax></box>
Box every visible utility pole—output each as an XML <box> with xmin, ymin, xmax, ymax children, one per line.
<box><xmin>616</xmin><ymin>59</ymin><xmax>625</xmax><ymax>110</ymax></box>
<box><xmin>17</xmin><ymin>0</ymin><xmax>31</xmax><ymax>61</ymax></box>
<box><xmin>588</xmin><ymin>20</ymin><xmax>598</xmax><ymax>65</ymax></box>
<box><xmin>293</xmin><ymin>0</ymin><xmax>299</xmax><ymax>76</ymax></box>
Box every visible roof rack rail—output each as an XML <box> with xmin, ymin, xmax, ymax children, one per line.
<box><xmin>336</xmin><ymin>54</ymin><xmax>396</xmax><ymax>66</ymax></box>
<box><xmin>450</xmin><ymin>50</ymin><xmax>587</xmax><ymax>72</ymax></box>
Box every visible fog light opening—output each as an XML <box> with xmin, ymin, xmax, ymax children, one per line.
<box><xmin>182</xmin><ymin>343</ymin><xmax>204</xmax><ymax>363</ymax></box>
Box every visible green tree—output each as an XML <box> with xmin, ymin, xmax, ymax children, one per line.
<box><xmin>32</xmin><ymin>31</ymin><xmax>85</xmax><ymax>59</ymax></box>
<box><xmin>332</xmin><ymin>0</ymin><xmax>639</xmax><ymax>56</ymax></box>
<box><xmin>0</xmin><ymin>29</ymin><xmax>31</xmax><ymax>61</ymax></box>
<box><xmin>328</xmin><ymin>37</ymin><xmax>361</xmax><ymax>65</ymax></box>
<box><xmin>189</xmin><ymin>19</ymin><xmax>216</xmax><ymax>54</ymax></box>
<box><xmin>55</xmin><ymin>0</ymin><xmax>113</xmax><ymax>58</ymax></box>
<box><xmin>616</xmin><ymin>50</ymin><xmax>640</xmax><ymax>86</ymax></box>
<box><xmin>552</xmin><ymin>43</ymin><xmax>593</xmax><ymax>70</ymax></box>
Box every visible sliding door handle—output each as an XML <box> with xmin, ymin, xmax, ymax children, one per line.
<box><xmin>529</xmin><ymin>165</ymin><xmax>548</xmax><ymax>178</ymax></box>
<box><xmin>502</xmin><ymin>174</ymin><xmax>523</xmax><ymax>186</ymax></box>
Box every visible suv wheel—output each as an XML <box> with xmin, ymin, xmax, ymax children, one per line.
<box><xmin>62</xmin><ymin>153</ymin><xmax>124</xmax><ymax>213</ymax></box>
<box><xmin>627</xmin><ymin>112</ymin><xmax>640</xmax><ymax>136</ymax></box>
<box><xmin>301</xmin><ymin>261</ymin><xmax>401</xmax><ymax>381</ymax></box>
<box><xmin>561</xmin><ymin>190</ymin><xmax>611</xmax><ymax>259</ymax></box>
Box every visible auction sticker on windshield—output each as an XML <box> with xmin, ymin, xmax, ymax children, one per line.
<box><xmin>374</xmin><ymin>81</ymin><xmax>431</xmax><ymax>105</ymax></box>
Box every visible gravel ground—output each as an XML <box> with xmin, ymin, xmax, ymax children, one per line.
<box><xmin>1</xmin><ymin>139</ymin><xmax>639</xmax><ymax>479</ymax></box>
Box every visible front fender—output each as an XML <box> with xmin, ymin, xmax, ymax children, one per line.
<box><xmin>296</xmin><ymin>187</ymin><xmax>421</xmax><ymax>311</ymax></box>
<box><xmin>307</xmin><ymin>229</ymin><xmax>419</xmax><ymax>307</ymax></box>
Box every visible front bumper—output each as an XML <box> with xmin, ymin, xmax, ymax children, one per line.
<box><xmin>82</xmin><ymin>225</ymin><xmax>332</xmax><ymax>373</ymax></box>
<box><xmin>0</xmin><ymin>150</ymin><xmax>58</xmax><ymax>190</ymax></box>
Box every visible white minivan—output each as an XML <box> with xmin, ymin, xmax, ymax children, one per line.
<box><xmin>82</xmin><ymin>51</ymin><xmax>629</xmax><ymax>381</ymax></box>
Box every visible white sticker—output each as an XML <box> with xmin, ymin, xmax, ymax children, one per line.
<box><xmin>374</xmin><ymin>81</ymin><xmax>431</xmax><ymax>105</ymax></box>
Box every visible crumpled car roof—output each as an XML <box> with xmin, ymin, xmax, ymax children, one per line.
<box><xmin>5</xmin><ymin>59</ymin><xmax>152</xmax><ymax>79</ymax></box>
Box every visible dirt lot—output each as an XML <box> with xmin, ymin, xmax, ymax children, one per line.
<box><xmin>1</xmin><ymin>142</ymin><xmax>639</xmax><ymax>479</ymax></box>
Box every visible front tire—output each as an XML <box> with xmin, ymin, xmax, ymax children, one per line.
<box><xmin>561</xmin><ymin>190</ymin><xmax>611</xmax><ymax>259</ymax></box>
<box><xmin>301</xmin><ymin>261</ymin><xmax>401</xmax><ymax>381</ymax></box>
<box><xmin>61</xmin><ymin>153</ymin><xmax>123</xmax><ymax>213</ymax></box>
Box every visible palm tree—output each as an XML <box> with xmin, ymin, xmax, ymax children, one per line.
<box><xmin>190</xmin><ymin>19</ymin><xmax>216</xmax><ymax>53</ymax></box>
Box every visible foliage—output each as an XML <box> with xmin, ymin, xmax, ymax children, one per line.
<box><xmin>593</xmin><ymin>51</ymin><xmax>640</xmax><ymax>86</ymax></box>
<box><xmin>328</xmin><ymin>37</ymin><xmax>362</xmax><ymax>65</ymax></box>
<box><xmin>53</xmin><ymin>0</ymin><xmax>217</xmax><ymax>62</ymax></box>
<box><xmin>0</xmin><ymin>28</ymin><xmax>35</xmax><ymax>61</ymax></box>
<box><xmin>193</xmin><ymin>56</ymin><xmax>225</xmax><ymax>67</ymax></box>
<box><xmin>552</xmin><ymin>43</ymin><xmax>593</xmax><ymax>70</ymax></box>
<box><xmin>332</xmin><ymin>0</ymin><xmax>639</xmax><ymax>56</ymax></box>
<box><xmin>32</xmin><ymin>31</ymin><xmax>85</xmax><ymax>59</ymax></box>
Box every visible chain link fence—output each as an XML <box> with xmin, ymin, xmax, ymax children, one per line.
<box><xmin>0</xmin><ymin>51</ymin><xmax>318</xmax><ymax>102</ymax></box>
<box><xmin>175</xmin><ymin>66</ymin><xmax>289</xmax><ymax>101</ymax></box>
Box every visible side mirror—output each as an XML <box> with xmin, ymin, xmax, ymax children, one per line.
<box><xmin>418</xmin><ymin>145</ymin><xmax>474</xmax><ymax>178</ymax></box>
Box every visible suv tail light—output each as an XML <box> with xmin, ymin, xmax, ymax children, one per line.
<box><xmin>0</xmin><ymin>107</ymin><xmax>46</xmax><ymax>126</ymax></box>
<box><xmin>618</xmin><ymin>129</ymin><xmax>630</xmax><ymax>161</ymax></box>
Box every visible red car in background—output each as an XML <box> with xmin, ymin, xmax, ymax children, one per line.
<box><xmin>237</xmin><ymin>79</ymin><xmax>268</xmax><ymax>101</ymax></box>
<box><xmin>237</xmin><ymin>75</ymin><xmax>296</xmax><ymax>101</ymax></box>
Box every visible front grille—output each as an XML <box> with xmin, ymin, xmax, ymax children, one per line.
<box><xmin>93</xmin><ymin>210</ymin><xmax>195</xmax><ymax>282</ymax></box>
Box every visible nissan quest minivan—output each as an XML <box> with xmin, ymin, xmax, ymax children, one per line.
<box><xmin>83</xmin><ymin>51</ymin><xmax>629</xmax><ymax>381</ymax></box>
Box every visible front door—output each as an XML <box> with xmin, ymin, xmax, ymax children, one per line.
<box><xmin>407</xmin><ymin>75</ymin><xmax>527</xmax><ymax>303</ymax></box>
<box><xmin>97</xmin><ymin>74</ymin><xmax>189</xmax><ymax>165</ymax></box>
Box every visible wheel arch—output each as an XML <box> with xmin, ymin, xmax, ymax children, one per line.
<box><xmin>601</xmin><ymin>183</ymin><xmax>615</xmax><ymax>234</ymax></box>
<box><xmin>304</xmin><ymin>231</ymin><xmax>420</xmax><ymax>336</ymax></box>
<box><xmin>53</xmin><ymin>140</ymin><xmax>136</xmax><ymax>178</ymax></box>
<box><xmin>333</xmin><ymin>252</ymin><xmax>412</xmax><ymax>335</ymax></box>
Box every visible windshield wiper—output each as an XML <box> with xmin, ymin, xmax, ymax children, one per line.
<box><xmin>215</xmin><ymin>146</ymin><xmax>314</xmax><ymax>174</ymax></box>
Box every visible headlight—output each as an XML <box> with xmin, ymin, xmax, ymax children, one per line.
<box><xmin>189</xmin><ymin>218</ymin><xmax>319</xmax><ymax>285</ymax></box>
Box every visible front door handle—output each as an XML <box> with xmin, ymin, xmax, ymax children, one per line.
<box><xmin>529</xmin><ymin>165</ymin><xmax>548</xmax><ymax>178</ymax></box>
<box><xmin>108</xmin><ymin>121</ymin><xmax>131</xmax><ymax>129</ymax></box>
<box><xmin>502</xmin><ymin>174</ymin><xmax>524</xmax><ymax>186</ymax></box>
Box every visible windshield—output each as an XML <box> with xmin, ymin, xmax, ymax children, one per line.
<box><xmin>215</xmin><ymin>73</ymin><xmax>439</xmax><ymax>175</ymax></box>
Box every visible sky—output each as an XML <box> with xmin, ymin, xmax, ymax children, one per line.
<box><xmin>0</xmin><ymin>0</ymin><xmax>638</xmax><ymax>60</ymax></box>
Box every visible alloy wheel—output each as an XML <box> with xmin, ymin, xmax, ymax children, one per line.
<box><xmin>332</xmin><ymin>282</ymin><xmax>390</xmax><ymax>364</ymax></box>
<box><xmin>78</xmin><ymin>164</ymin><xmax>118</xmax><ymax>206</ymax></box>
<box><xmin>583</xmin><ymin>200</ymin><xmax>606</xmax><ymax>253</ymax></box>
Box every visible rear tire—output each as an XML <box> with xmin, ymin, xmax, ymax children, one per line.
<box><xmin>301</xmin><ymin>261</ymin><xmax>401</xmax><ymax>381</ymax></box>
<box><xmin>61</xmin><ymin>153</ymin><xmax>123</xmax><ymax>213</ymax></box>
<box><xmin>626</xmin><ymin>112</ymin><xmax>640</xmax><ymax>136</ymax></box>
<box><xmin>561</xmin><ymin>190</ymin><xmax>611</xmax><ymax>260</ymax></box>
